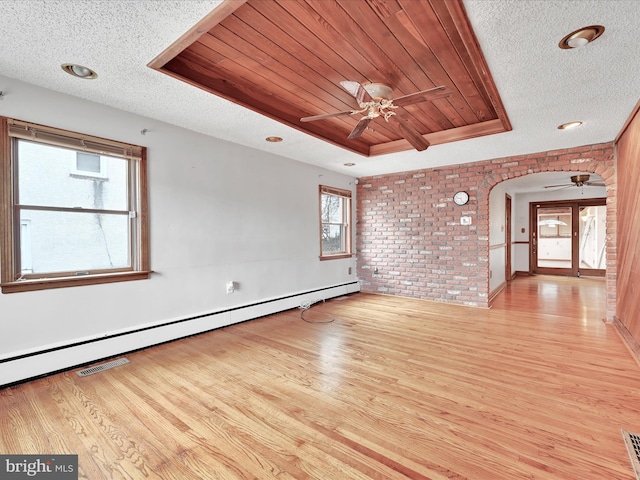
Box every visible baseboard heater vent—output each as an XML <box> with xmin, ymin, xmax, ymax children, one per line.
<box><xmin>622</xmin><ymin>429</ymin><xmax>640</xmax><ymax>480</ymax></box>
<box><xmin>76</xmin><ymin>357</ymin><xmax>130</xmax><ymax>377</ymax></box>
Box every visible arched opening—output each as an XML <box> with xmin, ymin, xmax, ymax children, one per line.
<box><xmin>488</xmin><ymin>171</ymin><xmax>609</xmax><ymax>300</ymax></box>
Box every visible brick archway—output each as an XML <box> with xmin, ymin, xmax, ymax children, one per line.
<box><xmin>480</xmin><ymin>144</ymin><xmax>616</xmax><ymax>320</ymax></box>
<box><xmin>356</xmin><ymin>142</ymin><xmax>616</xmax><ymax>319</ymax></box>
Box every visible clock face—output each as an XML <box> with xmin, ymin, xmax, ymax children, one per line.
<box><xmin>453</xmin><ymin>191</ymin><xmax>469</xmax><ymax>206</ymax></box>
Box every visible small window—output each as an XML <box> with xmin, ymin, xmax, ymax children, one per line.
<box><xmin>0</xmin><ymin>117</ymin><xmax>150</xmax><ymax>293</ymax></box>
<box><xmin>72</xmin><ymin>152</ymin><xmax>107</xmax><ymax>178</ymax></box>
<box><xmin>319</xmin><ymin>185</ymin><xmax>352</xmax><ymax>260</ymax></box>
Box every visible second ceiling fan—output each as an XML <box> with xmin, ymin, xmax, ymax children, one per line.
<box><xmin>301</xmin><ymin>81</ymin><xmax>450</xmax><ymax>152</ymax></box>
<box><xmin>543</xmin><ymin>174</ymin><xmax>605</xmax><ymax>190</ymax></box>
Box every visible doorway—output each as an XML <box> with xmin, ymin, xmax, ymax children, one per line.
<box><xmin>530</xmin><ymin>198</ymin><xmax>606</xmax><ymax>277</ymax></box>
<box><xmin>505</xmin><ymin>194</ymin><xmax>512</xmax><ymax>281</ymax></box>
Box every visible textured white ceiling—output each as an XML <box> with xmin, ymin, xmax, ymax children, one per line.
<box><xmin>0</xmin><ymin>0</ymin><xmax>638</xmax><ymax>179</ymax></box>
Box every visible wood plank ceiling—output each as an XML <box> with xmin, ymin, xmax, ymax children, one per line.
<box><xmin>149</xmin><ymin>0</ymin><xmax>511</xmax><ymax>157</ymax></box>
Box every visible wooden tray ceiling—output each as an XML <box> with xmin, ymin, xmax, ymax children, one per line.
<box><xmin>149</xmin><ymin>0</ymin><xmax>511</xmax><ymax>157</ymax></box>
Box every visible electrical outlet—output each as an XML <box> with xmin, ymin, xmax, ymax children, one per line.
<box><xmin>226</xmin><ymin>281</ymin><xmax>235</xmax><ymax>294</ymax></box>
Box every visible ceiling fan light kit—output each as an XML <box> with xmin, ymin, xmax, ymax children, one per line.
<box><xmin>362</xmin><ymin>83</ymin><xmax>394</xmax><ymax>100</ymax></box>
<box><xmin>300</xmin><ymin>81</ymin><xmax>450</xmax><ymax>152</ymax></box>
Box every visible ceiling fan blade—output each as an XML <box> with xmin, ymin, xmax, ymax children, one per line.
<box><xmin>586</xmin><ymin>182</ymin><xmax>605</xmax><ymax>187</ymax></box>
<box><xmin>340</xmin><ymin>81</ymin><xmax>373</xmax><ymax>105</ymax></box>
<box><xmin>545</xmin><ymin>185</ymin><xmax>575</xmax><ymax>191</ymax></box>
<box><xmin>392</xmin><ymin>86</ymin><xmax>451</xmax><ymax>107</ymax></box>
<box><xmin>300</xmin><ymin>110</ymin><xmax>354</xmax><ymax>122</ymax></box>
<box><xmin>543</xmin><ymin>183</ymin><xmax>573</xmax><ymax>189</ymax></box>
<box><xmin>347</xmin><ymin>117</ymin><xmax>372</xmax><ymax>139</ymax></box>
<box><xmin>389</xmin><ymin>115</ymin><xmax>430</xmax><ymax>151</ymax></box>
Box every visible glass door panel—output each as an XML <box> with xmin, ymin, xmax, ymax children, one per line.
<box><xmin>537</xmin><ymin>207</ymin><xmax>572</xmax><ymax>269</ymax></box>
<box><xmin>531</xmin><ymin>199</ymin><xmax>606</xmax><ymax>277</ymax></box>
<box><xmin>579</xmin><ymin>205</ymin><xmax>606</xmax><ymax>270</ymax></box>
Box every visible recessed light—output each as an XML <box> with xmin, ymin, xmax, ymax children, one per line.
<box><xmin>559</xmin><ymin>25</ymin><xmax>604</xmax><ymax>49</ymax></box>
<box><xmin>61</xmin><ymin>63</ymin><xmax>98</xmax><ymax>79</ymax></box>
<box><xmin>265</xmin><ymin>136</ymin><xmax>282</xmax><ymax>142</ymax></box>
<box><xmin>557</xmin><ymin>121</ymin><xmax>583</xmax><ymax>130</ymax></box>
<box><xmin>343</xmin><ymin>162</ymin><xmax>356</xmax><ymax>167</ymax></box>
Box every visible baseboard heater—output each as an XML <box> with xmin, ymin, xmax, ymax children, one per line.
<box><xmin>1</xmin><ymin>281</ymin><xmax>360</xmax><ymax>387</ymax></box>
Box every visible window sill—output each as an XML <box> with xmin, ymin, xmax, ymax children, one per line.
<box><xmin>1</xmin><ymin>271</ymin><xmax>153</xmax><ymax>293</ymax></box>
<box><xmin>319</xmin><ymin>254</ymin><xmax>352</xmax><ymax>261</ymax></box>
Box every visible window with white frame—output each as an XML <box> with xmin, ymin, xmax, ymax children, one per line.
<box><xmin>319</xmin><ymin>185</ymin><xmax>352</xmax><ymax>260</ymax></box>
<box><xmin>0</xmin><ymin>117</ymin><xmax>150</xmax><ymax>293</ymax></box>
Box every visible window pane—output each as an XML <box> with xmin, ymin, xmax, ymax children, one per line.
<box><xmin>19</xmin><ymin>209</ymin><xmax>130</xmax><ymax>274</ymax></box>
<box><xmin>17</xmin><ymin>140</ymin><xmax>128</xmax><ymax>210</ymax></box>
<box><xmin>20</xmin><ymin>220</ymin><xmax>32</xmax><ymax>273</ymax></box>
<box><xmin>321</xmin><ymin>194</ymin><xmax>343</xmax><ymax>223</ymax></box>
<box><xmin>322</xmin><ymin>225</ymin><xmax>344</xmax><ymax>253</ymax></box>
<box><xmin>537</xmin><ymin>207</ymin><xmax>572</xmax><ymax>268</ymax></box>
<box><xmin>579</xmin><ymin>205</ymin><xmax>606</xmax><ymax>269</ymax></box>
<box><xmin>76</xmin><ymin>152</ymin><xmax>101</xmax><ymax>173</ymax></box>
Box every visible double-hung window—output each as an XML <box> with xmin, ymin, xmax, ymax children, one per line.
<box><xmin>0</xmin><ymin>117</ymin><xmax>150</xmax><ymax>293</ymax></box>
<box><xmin>319</xmin><ymin>185</ymin><xmax>352</xmax><ymax>260</ymax></box>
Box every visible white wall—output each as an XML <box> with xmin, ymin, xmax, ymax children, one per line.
<box><xmin>0</xmin><ymin>76</ymin><xmax>359</xmax><ymax>384</ymax></box>
<box><xmin>488</xmin><ymin>182</ymin><xmax>507</xmax><ymax>293</ymax></box>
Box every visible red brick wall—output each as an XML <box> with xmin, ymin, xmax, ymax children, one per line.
<box><xmin>356</xmin><ymin>142</ymin><xmax>617</xmax><ymax>317</ymax></box>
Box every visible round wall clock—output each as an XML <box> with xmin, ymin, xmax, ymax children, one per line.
<box><xmin>453</xmin><ymin>191</ymin><xmax>469</xmax><ymax>206</ymax></box>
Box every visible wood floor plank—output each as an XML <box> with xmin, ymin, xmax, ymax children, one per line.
<box><xmin>1</xmin><ymin>275</ymin><xmax>639</xmax><ymax>479</ymax></box>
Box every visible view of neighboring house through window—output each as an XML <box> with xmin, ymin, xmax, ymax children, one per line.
<box><xmin>319</xmin><ymin>185</ymin><xmax>352</xmax><ymax>260</ymax></box>
<box><xmin>0</xmin><ymin>117</ymin><xmax>150</xmax><ymax>293</ymax></box>
<box><xmin>18</xmin><ymin>140</ymin><xmax>129</xmax><ymax>274</ymax></box>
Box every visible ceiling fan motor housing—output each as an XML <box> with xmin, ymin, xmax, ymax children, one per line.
<box><xmin>571</xmin><ymin>174</ymin><xmax>590</xmax><ymax>185</ymax></box>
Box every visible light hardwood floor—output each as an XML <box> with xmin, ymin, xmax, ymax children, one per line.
<box><xmin>2</xmin><ymin>275</ymin><xmax>639</xmax><ymax>479</ymax></box>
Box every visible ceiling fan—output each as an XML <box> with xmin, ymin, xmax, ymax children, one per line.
<box><xmin>300</xmin><ymin>81</ymin><xmax>450</xmax><ymax>151</ymax></box>
<box><xmin>543</xmin><ymin>174</ymin><xmax>605</xmax><ymax>190</ymax></box>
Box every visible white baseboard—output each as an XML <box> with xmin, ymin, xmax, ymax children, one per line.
<box><xmin>1</xmin><ymin>282</ymin><xmax>360</xmax><ymax>387</ymax></box>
